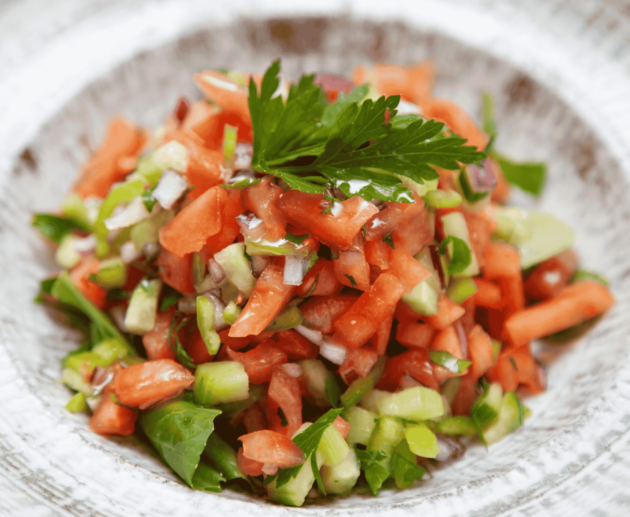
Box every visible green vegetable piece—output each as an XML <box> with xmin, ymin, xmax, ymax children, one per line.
<box><xmin>471</xmin><ymin>382</ymin><xmax>503</xmax><ymax>445</ymax></box>
<box><xmin>516</xmin><ymin>210</ymin><xmax>575</xmax><ymax>269</ymax></box>
<box><xmin>284</xmin><ymin>232</ymin><xmax>308</xmax><ymax>245</ymax></box>
<box><xmin>321</xmin><ymin>447</ymin><xmax>360</xmax><ymax>495</ymax></box>
<box><xmin>51</xmin><ymin>272</ymin><xmax>134</xmax><ymax>355</ymax></box>
<box><xmin>492</xmin><ymin>151</ymin><xmax>547</xmax><ymax>198</ymax></box>
<box><xmin>440</xmin><ymin>377</ymin><xmax>462</xmax><ymax>406</ymax></box>
<box><xmin>393</xmin><ymin>439</ymin><xmax>425</xmax><ymax>488</ymax></box>
<box><xmin>422</xmin><ymin>189</ymin><xmax>462</xmax><ymax>208</ymax></box>
<box><xmin>191</xmin><ymin>462</ymin><xmax>225</xmax><ymax>493</ymax></box>
<box><xmin>299</xmin><ymin>359</ymin><xmax>331</xmax><ymax>408</ymax></box>
<box><xmin>94</xmin><ymin>179</ymin><xmax>144</xmax><ymax>239</ymax></box>
<box><xmin>93</xmin><ymin>338</ymin><xmax>129</xmax><ymax>363</ymax></box>
<box><xmin>138</xmin><ymin>395</ymin><xmax>221</xmax><ymax>486</ymax></box>
<box><xmin>92</xmin><ymin>257</ymin><xmax>127</xmax><ymax>287</ymax></box>
<box><xmin>222</xmin><ymin>124</ymin><xmax>238</xmax><ymax>167</ymax></box>
<box><xmin>160</xmin><ymin>285</ymin><xmax>183</xmax><ymax>311</ymax></box>
<box><xmin>340</xmin><ymin>356</ymin><xmax>386</xmax><ymax>409</ymax></box>
<box><xmin>55</xmin><ymin>235</ymin><xmax>81</xmax><ymax>269</ymax></box>
<box><xmin>457</xmin><ymin>167</ymin><xmax>490</xmax><ymax>205</ymax></box>
<box><xmin>493</xmin><ymin>206</ymin><xmax>531</xmax><ymax>246</ymax></box>
<box><xmin>446</xmin><ymin>277</ymin><xmax>478</xmax><ymax>304</ymax></box>
<box><xmin>436</xmin><ymin>416</ymin><xmax>478</xmax><ymax>437</ymax></box>
<box><xmin>194</xmin><ymin>362</ymin><xmax>249</xmax><ymax>406</ymax></box>
<box><xmin>216</xmin><ymin>384</ymin><xmax>265</xmax><ymax>416</ymax></box>
<box><xmin>359</xmin><ymin>388</ymin><xmax>390</xmax><ymax>414</ymax></box>
<box><xmin>429</xmin><ymin>350</ymin><xmax>472</xmax><ymax>374</ymax></box>
<box><xmin>318</xmin><ymin>424</ymin><xmax>349</xmax><ymax>467</ymax></box>
<box><xmin>213</xmin><ymin>243</ymin><xmax>256</xmax><ymax>297</ymax></box>
<box><xmin>355</xmin><ymin>449</ymin><xmax>391</xmax><ymax>495</ymax></box>
<box><xmin>203</xmin><ymin>433</ymin><xmax>246</xmax><ymax>482</ymax></box>
<box><xmin>404</xmin><ymin>423</ymin><xmax>440</xmax><ymax>458</ymax></box>
<box><xmin>345</xmin><ymin>406</ymin><xmax>378</xmax><ymax>446</ymax></box>
<box><xmin>368</xmin><ymin>416</ymin><xmax>405</xmax><ymax>454</ymax></box>
<box><xmin>325</xmin><ymin>371</ymin><xmax>341</xmax><ymax>409</ymax></box>
<box><xmin>124</xmin><ymin>279</ymin><xmax>162</xmax><ymax>335</ymax></box>
<box><xmin>267</xmin><ymin>451</ymin><xmax>322</xmax><ymax>507</ymax></box>
<box><xmin>61</xmin><ymin>193</ymin><xmax>93</xmax><ymax>230</ymax></box>
<box><xmin>65</xmin><ymin>351</ymin><xmax>109</xmax><ymax>373</ymax></box>
<box><xmin>572</xmin><ymin>269</ymin><xmax>609</xmax><ymax>286</ymax></box>
<box><xmin>222</xmin><ymin>301</ymin><xmax>242</xmax><ymax>325</ymax></box>
<box><xmin>491</xmin><ymin>339</ymin><xmax>502</xmax><ymax>363</ymax></box>
<box><xmin>32</xmin><ymin>213</ymin><xmax>86</xmax><ymax>244</ymax></box>
<box><xmin>440</xmin><ymin>211</ymin><xmax>478</xmax><ymax>276</ymax></box>
<box><xmin>245</xmin><ymin>237</ymin><xmax>312</xmax><ymax>257</ymax></box>
<box><xmin>152</xmin><ymin>140</ymin><xmax>189</xmax><ymax>173</ymax></box>
<box><xmin>265</xmin><ymin>306</ymin><xmax>303</xmax><ymax>332</ymax></box>
<box><xmin>61</xmin><ymin>367</ymin><xmax>93</xmax><ymax>396</ymax></box>
<box><xmin>131</xmin><ymin>209</ymin><xmax>173</xmax><ymax>250</ymax></box>
<box><xmin>378</xmin><ymin>386</ymin><xmax>444</xmax><ymax>422</ymax></box>
<box><xmin>483</xmin><ymin>392</ymin><xmax>524</xmax><ymax>445</ymax></box>
<box><xmin>402</xmin><ymin>247</ymin><xmax>441</xmax><ymax>316</ymax></box>
<box><xmin>196</xmin><ymin>296</ymin><xmax>221</xmax><ymax>355</ymax></box>
<box><xmin>65</xmin><ymin>392</ymin><xmax>89</xmax><ymax>414</ymax></box>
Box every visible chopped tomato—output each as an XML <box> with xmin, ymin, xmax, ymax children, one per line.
<box><xmin>69</xmin><ymin>256</ymin><xmax>107</xmax><ymax>309</ymax></box>
<box><xmin>300</xmin><ymin>295</ymin><xmax>359</xmax><ymax>334</ymax></box>
<box><xmin>367</xmin><ymin>312</ymin><xmax>394</xmax><ymax>355</ymax></box>
<box><xmin>486</xmin><ymin>345</ymin><xmax>545</xmax><ymax>394</ymax></box>
<box><xmin>377</xmin><ymin>348</ymin><xmax>438</xmax><ymax>392</ymax></box>
<box><xmin>464</xmin><ymin>212</ymin><xmax>492</xmax><ymax>269</ymax></box>
<box><xmin>365</xmin><ymin>194</ymin><xmax>425</xmax><ymax>242</ymax></box>
<box><xmin>218</xmin><ymin>328</ymin><xmax>251</xmax><ymax>351</ymax></box>
<box><xmin>338</xmin><ymin>347</ymin><xmax>379</xmax><ymax>385</ymax></box>
<box><xmin>396</xmin><ymin>320</ymin><xmax>434</xmax><ymax>348</ymax></box>
<box><xmin>194</xmin><ymin>71</ymin><xmax>251</xmax><ymax>124</ymax></box>
<box><xmin>159</xmin><ymin>186</ymin><xmax>227</xmax><ymax>257</ymax></box>
<box><xmin>364</xmin><ymin>240</ymin><xmax>391</xmax><ymax>270</ymax></box>
<box><xmin>242</xmin><ymin>402</ymin><xmax>267</xmax><ymax>433</ymax></box>
<box><xmin>421</xmin><ymin>98</ymin><xmax>489</xmax><ymax>151</ymax></box>
<box><xmin>201</xmin><ymin>188</ymin><xmax>245</xmax><ymax>260</ymax></box>
<box><xmin>430</xmin><ymin>326</ymin><xmax>465</xmax><ymax>382</ymax></box>
<box><xmin>157</xmin><ymin>248</ymin><xmax>195</xmax><ymax>294</ymax></box>
<box><xmin>181</xmin><ymin>324</ymin><xmax>214</xmax><ymax>365</ymax></box>
<box><xmin>333</xmin><ymin>415</ymin><xmax>351</xmax><ymax>439</ymax></box>
<box><xmin>483</xmin><ymin>241</ymin><xmax>521</xmax><ymax>280</ymax></box>
<box><xmin>240</xmin><ymin>429</ymin><xmax>305</xmax><ymax>467</ymax></box>
<box><xmin>142</xmin><ymin>307</ymin><xmax>177</xmax><ymax>361</ymax></box>
<box><xmin>334</xmin><ymin>273</ymin><xmax>405</xmax><ymax>348</ymax></box>
<box><xmin>473</xmin><ymin>278</ymin><xmax>503</xmax><ymax>310</ymax></box>
<box><xmin>111</xmin><ymin>359</ymin><xmax>194</xmax><ymax>409</ymax></box>
<box><xmin>274</xmin><ymin>330</ymin><xmax>319</xmax><ymax>360</ymax></box>
<box><xmin>314</xmin><ymin>74</ymin><xmax>355</xmax><ymax>102</ymax></box>
<box><xmin>229</xmin><ymin>263</ymin><xmax>296</xmax><ymax>337</ymax></box>
<box><xmin>524</xmin><ymin>249</ymin><xmax>579</xmax><ymax>301</ymax></box>
<box><xmin>392</xmin><ymin>205</ymin><xmax>434</xmax><ymax>257</ymax></box>
<box><xmin>268</xmin><ymin>367</ymin><xmax>303</xmax><ymax>438</ymax></box>
<box><xmin>451</xmin><ymin>377</ymin><xmax>480</xmax><ymax>416</ymax></box>
<box><xmin>467</xmin><ymin>324</ymin><xmax>494</xmax><ymax>380</ymax></box>
<box><xmin>295</xmin><ymin>259</ymin><xmax>342</xmax><ymax>297</ymax></box>
<box><xmin>227</xmin><ymin>340</ymin><xmax>288</xmax><ymax>384</ymax></box>
<box><xmin>388</xmin><ymin>247</ymin><xmax>431</xmax><ymax>293</ymax></box>
<box><xmin>74</xmin><ymin>117</ymin><xmax>147</xmax><ymax>199</ymax></box>
<box><xmin>242</xmin><ymin>177</ymin><xmax>287</xmax><ymax>240</ymax></box>
<box><xmin>88</xmin><ymin>386</ymin><xmax>137</xmax><ymax>436</ymax></box>
<box><xmin>333</xmin><ymin>235</ymin><xmax>371</xmax><ymax>291</ymax></box>
<box><xmin>394</xmin><ymin>299</ymin><xmax>421</xmax><ymax>323</ymax></box>
<box><xmin>237</xmin><ymin>447</ymin><xmax>264</xmax><ymax>477</ymax></box>
<box><xmin>425</xmin><ymin>295</ymin><xmax>466</xmax><ymax>331</ymax></box>
<box><xmin>278</xmin><ymin>191</ymin><xmax>379</xmax><ymax>249</ymax></box>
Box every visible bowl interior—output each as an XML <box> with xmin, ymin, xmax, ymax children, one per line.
<box><xmin>3</xmin><ymin>14</ymin><xmax>630</xmax><ymax>516</ymax></box>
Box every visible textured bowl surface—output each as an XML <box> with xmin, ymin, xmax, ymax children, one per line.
<box><xmin>1</xmin><ymin>1</ymin><xmax>630</xmax><ymax>516</ymax></box>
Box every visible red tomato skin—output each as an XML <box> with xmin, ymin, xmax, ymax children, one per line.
<box><xmin>227</xmin><ymin>340</ymin><xmax>288</xmax><ymax>384</ymax></box>
<box><xmin>268</xmin><ymin>367</ymin><xmax>303</xmax><ymax>438</ymax></box>
<box><xmin>88</xmin><ymin>387</ymin><xmax>137</xmax><ymax>436</ymax></box>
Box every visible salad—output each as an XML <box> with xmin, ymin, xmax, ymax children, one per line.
<box><xmin>33</xmin><ymin>60</ymin><xmax>615</xmax><ymax>506</ymax></box>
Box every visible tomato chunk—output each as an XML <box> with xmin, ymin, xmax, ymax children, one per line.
<box><xmin>333</xmin><ymin>273</ymin><xmax>405</xmax><ymax>348</ymax></box>
<box><xmin>229</xmin><ymin>263</ymin><xmax>296</xmax><ymax>337</ymax></box>
<box><xmin>240</xmin><ymin>430</ymin><xmax>305</xmax><ymax>467</ymax></box>
<box><xmin>524</xmin><ymin>249</ymin><xmax>579</xmax><ymax>301</ymax></box>
<box><xmin>425</xmin><ymin>295</ymin><xmax>466</xmax><ymax>331</ymax></box>
<box><xmin>396</xmin><ymin>320</ymin><xmax>435</xmax><ymax>348</ymax></box>
<box><xmin>467</xmin><ymin>324</ymin><xmax>494</xmax><ymax>380</ymax></box>
<box><xmin>364</xmin><ymin>240</ymin><xmax>391</xmax><ymax>270</ymax></box>
<box><xmin>388</xmin><ymin>247</ymin><xmax>431</xmax><ymax>293</ymax></box>
<box><xmin>227</xmin><ymin>340</ymin><xmax>288</xmax><ymax>384</ymax></box>
<box><xmin>274</xmin><ymin>330</ymin><xmax>319</xmax><ymax>360</ymax></box>
<box><xmin>242</xmin><ymin>402</ymin><xmax>267</xmax><ymax>433</ymax></box>
<box><xmin>300</xmin><ymin>295</ymin><xmax>359</xmax><ymax>334</ymax></box>
<box><xmin>339</xmin><ymin>347</ymin><xmax>379</xmax><ymax>385</ymax></box>
<box><xmin>238</xmin><ymin>447</ymin><xmax>264</xmax><ymax>477</ymax></box>
<box><xmin>367</xmin><ymin>312</ymin><xmax>394</xmax><ymax>355</ymax></box>
<box><xmin>157</xmin><ymin>248</ymin><xmax>195</xmax><ymax>294</ymax></box>
<box><xmin>69</xmin><ymin>257</ymin><xmax>107</xmax><ymax>309</ymax></box>
<box><xmin>333</xmin><ymin>236</ymin><xmax>371</xmax><ymax>291</ymax></box>
<box><xmin>295</xmin><ymin>258</ymin><xmax>342</xmax><ymax>297</ymax></box>
<box><xmin>88</xmin><ymin>386</ymin><xmax>137</xmax><ymax>436</ymax></box>
<box><xmin>201</xmin><ymin>188</ymin><xmax>245</xmax><ymax>260</ymax></box>
<box><xmin>279</xmin><ymin>191</ymin><xmax>379</xmax><ymax>249</ymax></box>
<box><xmin>430</xmin><ymin>326</ymin><xmax>465</xmax><ymax>382</ymax></box>
<box><xmin>268</xmin><ymin>367</ymin><xmax>303</xmax><ymax>438</ymax></box>
<box><xmin>111</xmin><ymin>359</ymin><xmax>194</xmax><ymax>409</ymax></box>
<box><xmin>486</xmin><ymin>345</ymin><xmax>545</xmax><ymax>394</ymax></box>
<box><xmin>242</xmin><ymin>177</ymin><xmax>287</xmax><ymax>240</ymax></box>
<box><xmin>377</xmin><ymin>349</ymin><xmax>438</xmax><ymax>392</ymax></box>
<box><xmin>333</xmin><ymin>415</ymin><xmax>351</xmax><ymax>440</ymax></box>
<box><xmin>143</xmin><ymin>308</ymin><xmax>177</xmax><ymax>361</ymax></box>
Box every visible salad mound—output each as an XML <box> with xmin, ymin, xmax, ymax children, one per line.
<box><xmin>34</xmin><ymin>60</ymin><xmax>615</xmax><ymax>505</ymax></box>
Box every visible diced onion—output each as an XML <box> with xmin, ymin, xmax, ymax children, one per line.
<box><xmin>203</xmin><ymin>292</ymin><xmax>228</xmax><ymax>332</ymax></box>
<box><xmin>250</xmin><ymin>255</ymin><xmax>270</xmax><ymax>277</ymax></box>
<box><xmin>104</xmin><ymin>196</ymin><xmax>151</xmax><ymax>231</ymax></box>
<box><xmin>109</xmin><ymin>305</ymin><xmax>129</xmax><ymax>332</ymax></box>
<box><xmin>120</xmin><ymin>241</ymin><xmax>142</xmax><ymax>264</ymax></box>
<box><xmin>178</xmin><ymin>296</ymin><xmax>197</xmax><ymax>314</ymax></box>
<box><xmin>283</xmin><ymin>255</ymin><xmax>308</xmax><ymax>286</ymax></box>
<box><xmin>320</xmin><ymin>339</ymin><xmax>347</xmax><ymax>365</ymax></box>
<box><xmin>153</xmin><ymin>169</ymin><xmax>189</xmax><ymax>210</ymax></box>
<box><xmin>72</xmin><ymin>234</ymin><xmax>96</xmax><ymax>254</ymax></box>
<box><xmin>236</xmin><ymin>213</ymin><xmax>266</xmax><ymax>242</ymax></box>
<box><xmin>396</xmin><ymin>99</ymin><xmax>422</xmax><ymax>115</ymax></box>
<box><xmin>208</xmin><ymin>259</ymin><xmax>226</xmax><ymax>284</ymax></box>
<box><xmin>281</xmin><ymin>363</ymin><xmax>304</xmax><ymax>378</ymax></box>
<box><xmin>294</xmin><ymin>325</ymin><xmax>323</xmax><ymax>345</ymax></box>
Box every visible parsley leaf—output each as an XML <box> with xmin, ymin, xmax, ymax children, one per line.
<box><xmin>325</xmin><ymin>372</ymin><xmax>341</xmax><ymax>409</ymax></box>
<box><xmin>439</xmin><ymin>236</ymin><xmax>472</xmax><ymax>274</ymax></box>
<box><xmin>161</xmin><ymin>285</ymin><xmax>184</xmax><ymax>311</ymax></box>
<box><xmin>429</xmin><ymin>350</ymin><xmax>472</xmax><ymax>374</ymax></box>
<box><xmin>32</xmin><ymin>213</ymin><xmax>86</xmax><ymax>243</ymax></box>
<box><xmin>355</xmin><ymin>449</ymin><xmax>391</xmax><ymax>495</ymax></box>
<box><xmin>142</xmin><ymin>185</ymin><xmax>158</xmax><ymax>212</ymax></box>
<box><xmin>392</xmin><ymin>452</ymin><xmax>425</xmax><ymax>487</ymax></box>
<box><xmin>344</xmin><ymin>274</ymin><xmax>357</xmax><ymax>287</ymax></box>
<box><xmin>277</xmin><ymin>407</ymin><xmax>289</xmax><ymax>427</ymax></box>
<box><xmin>168</xmin><ymin>315</ymin><xmax>197</xmax><ymax>369</ymax></box>
<box><xmin>284</xmin><ymin>232</ymin><xmax>308</xmax><ymax>245</ymax></box>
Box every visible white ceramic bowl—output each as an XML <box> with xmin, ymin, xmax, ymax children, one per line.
<box><xmin>1</xmin><ymin>1</ymin><xmax>630</xmax><ymax>515</ymax></box>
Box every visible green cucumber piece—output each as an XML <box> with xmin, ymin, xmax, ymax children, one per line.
<box><xmin>318</xmin><ymin>424</ymin><xmax>350</xmax><ymax>467</ymax></box>
<box><xmin>368</xmin><ymin>415</ymin><xmax>405</xmax><ymax>453</ymax></box>
<box><xmin>436</xmin><ymin>416</ymin><xmax>477</xmax><ymax>437</ymax></box>
<box><xmin>441</xmin><ymin>212</ymin><xmax>480</xmax><ymax>277</ymax></box>
<box><xmin>483</xmin><ymin>391</ymin><xmax>523</xmax><ymax>445</ymax></box>
<box><xmin>340</xmin><ymin>356</ymin><xmax>386</xmax><ymax>409</ymax></box>
<box><xmin>55</xmin><ymin>235</ymin><xmax>81</xmax><ymax>269</ymax></box>
<box><xmin>194</xmin><ymin>361</ymin><xmax>249</xmax><ymax>406</ymax></box>
<box><xmin>65</xmin><ymin>392</ymin><xmax>89</xmax><ymax>413</ymax></box>
<box><xmin>517</xmin><ymin>210</ymin><xmax>575</xmax><ymax>269</ymax></box>
<box><xmin>93</xmin><ymin>257</ymin><xmax>127</xmax><ymax>287</ymax></box>
<box><xmin>404</xmin><ymin>423</ymin><xmax>440</xmax><ymax>458</ymax></box>
<box><xmin>401</xmin><ymin>247</ymin><xmax>441</xmax><ymax>316</ymax></box>
<box><xmin>300</xmin><ymin>359</ymin><xmax>330</xmax><ymax>408</ymax></box>
<box><xmin>422</xmin><ymin>189</ymin><xmax>462</xmax><ymax>208</ymax></box>
<box><xmin>124</xmin><ymin>279</ymin><xmax>162</xmax><ymax>335</ymax></box>
<box><xmin>265</xmin><ymin>306</ymin><xmax>303</xmax><ymax>332</ymax></box>
<box><xmin>345</xmin><ymin>406</ymin><xmax>378</xmax><ymax>446</ymax></box>
<box><xmin>213</xmin><ymin>243</ymin><xmax>256</xmax><ymax>298</ymax></box>
<box><xmin>446</xmin><ymin>277</ymin><xmax>478</xmax><ymax>304</ymax></box>
<box><xmin>321</xmin><ymin>448</ymin><xmax>360</xmax><ymax>495</ymax></box>
<box><xmin>378</xmin><ymin>386</ymin><xmax>444</xmax><ymax>422</ymax></box>
<box><xmin>359</xmin><ymin>389</ymin><xmax>389</xmax><ymax>414</ymax></box>
<box><xmin>222</xmin><ymin>301</ymin><xmax>242</xmax><ymax>325</ymax></box>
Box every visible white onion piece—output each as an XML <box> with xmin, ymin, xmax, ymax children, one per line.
<box><xmin>396</xmin><ymin>99</ymin><xmax>422</xmax><ymax>115</ymax></box>
<box><xmin>202</xmin><ymin>292</ymin><xmax>228</xmax><ymax>331</ymax></box>
<box><xmin>208</xmin><ymin>259</ymin><xmax>226</xmax><ymax>284</ymax></box>
<box><xmin>86</xmin><ymin>395</ymin><xmax>102</xmax><ymax>412</ymax></box>
<box><xmin>236</xmin><ymin>213</ymin><xmax>266</xmax><ymax>241</ymax></box>
<box><xmin>320</xmin><ymin>339</ymin><xmax>347</xmax><ymax>365</ymax></box>
<box><xmin>295</xmin><ymin>325</ymin><xmax>323</xmax><ymax>345</ymax></box>
<box><xmin>281</xmin><ymin>363</ymin><xmax>304</xmax><ymax>378</ymax></box>
<box><xmin>143</xmin><ymin>242</ymin><xmax>160</xmax><ymax>258</ymax></box>
<box><xmin>435</xmin><ymin>436</ymin><xmax>457</xmax><ymax>462</ymax></box>
<box><xmin>178</xmin><ymin>296</ymin><xmax>197</xmax><ymax>314</ymax></box>
<box><xmin>105</xmin><ymin>196</ymin><xmax>151</xmax><ymax>231</ymax></box>
<box><xmin>153</xmin><ymin>169</ymin><xmax>189</xmax><ymax>209</ymax></box>
<box><xmin>262</xmin><ymin>464</ymin><xmax>278</xmax><ymax>476</ymax></box>
<box><xmin>251</xmin><ymin>255</ymin><xmax>270</xmax><ymax>277</ymax></box>
<box><xmin>233</xmin><ymin>144</ymin><xmax>253</xmax><ymax>170</ymax></box>
<box><xmin>120</xmin><ymin>241</ymin><xmax>142</xmax><ymax>264</ymax></box>
<box><xmin>72</xmin><ymin>234</ymin><xmax>96</xmax><ymax>253</ymax></box>
<box><xmin>109</xmin><ymin>305</ymin><xmax>129</xmax><ymax>332</ymax></box>
<box><xmin>283</xmin><ymin>255</ymin><xmax>308</xmax><ymax>286</ymax></box>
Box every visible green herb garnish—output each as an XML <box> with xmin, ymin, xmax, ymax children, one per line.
<box><xmin>439</xmin><ymin>236</ymin><xmax>472</xmax><ymax>274</ymax></box>
<box><xmin>429</xmin><ymin>350</ymin><xmax>472</xmax><ymax>373</ymax></box>
<box><xmin>284</xmin><ymin>232</ymin><xmax>308</xmax><ymax>245</ymax></box>
<box><xmin>32</xmin><ymin>214</ymin><xmax>87</xmax><ymax>243</ymax></box>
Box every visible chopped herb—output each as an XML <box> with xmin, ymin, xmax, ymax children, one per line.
<box><xmin>219</xmin><ymin>178</ymin><xmax>261</xmax><ymax>190</ymax></box>
<box><xmin>392</xmin><ymin>452</ymin><xmax>425</xmax><ymax>486</ymax></box>
<box><xmin>168</xmin><ymin>315</ymin><xmax>197</xmax><ymax>369</ymax></box>
<box><xmin>509</xmin><ymin>357</ymin><xmax>518</xmax><ymax>371</ymax></box>
<box><xmin>284</xmin><ymin>232</ymin><xmax>308</xmax><ymax>245</ymax></box>
<box><xmin>573</xmin><ymin>269</ymin><xmax>609</xmax><ymax>287</ymax></box>
<box><xmin>161</xmin><ymin>285</ymin><xmax>184</xmax><ymax>311</ymax></box>
<box><xmin>325</xmin><ymin>372</ymin><xmax>342</xmax><ymax>409</ymax></box>
<box><xmin>106</xmin><ymin>288</ymin><xmax>128</xmax><ymax>301</ymax></box>
<box><xmin>355</xmin><ymin>449</ymin><xmax>391</xmax><ymax>495</ymax></box>
<box><xmin>429</xmin><ymin>350</ymin><xmax>472</xmax><ymax>374</ymax></box>
<box><xmin>303</xmin><ymin>274</ymin><xmax>319</xmax><ymax>298</ymax></box>
<box><xmin>438</xmin><ymin>236</ymin><xmax>472</xmax><ymax>274</ymax></box>
<box><xmin>344</xmin><ymin>274</ymin><xmax>357</xmax><ymax>287</ymax></box>
<box><xmin>32</xmin><ymin>213</ymin><xmax>87</xmax><ymax>243</ymax></box>
<box><xmin>383</xmin><ymin>233</ymin><xmax>395</xmax><ymax>249</ymax></box>
<box><xmin>109</xmin><ymin>393</ymin><xmax>119</xmax><ymax>404</ymax></box>
<box><xmin>142</xmin><ymin>185</ymin><xmax>158</xmax><ymax>212</ymax></box>
<box><xmin>277</xmin><ymin>407</ymin><xmax>288</xmax><ymax>427</ymax></box>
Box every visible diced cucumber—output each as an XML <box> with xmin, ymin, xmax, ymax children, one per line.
<box><xmin>152</xmin><ymin>141</ymin><xmax>188</xmax><ymax>174</ymax></box>
<box><xmin>493</xmin><ymin>206</ymin><xmax>531</xmax><ymax>246</ymax></box>
<box><xmin>378</xmin><ymin>386</ymin><xmax>444</xmax><ymax>422</ymax></box>
<box><xmin>92</xmin><ymin>339</ymin><xmax>129</xmax><ymax>364</ymax></box>
<box><xmin>368</xmin><ymin>415</ymin><xmax>405</xmax><ymax>453</ymax></box>
<box><xmin>456</xmin><ymin>169</ymin><xmax>491</xmax><ymax>214</ymax></box>
<box><xmin>516</xmin><ymin>210</ymin><xmax>575</xmax><ymax>269</ymax></box>
<box><xmin>213</xmin><ymin>243</ymin><xmax>256</xmax><ymax>298</ymax></box>
<box><xmin>483</xmin><ymin>392</ymin><xmax>523</xmax><ymax>444</ymax></box>
<box><xmin>61</xmin><ymin>193</ymin><xmax>93</xmax><ymax>230</ymax></box>
<box><xmin>196</xmin><ymin>296</ymin><xmax>221</xmax><ymax>355</ymax></box>
<box><xmin>441</xmin><ymin>212</ymin><xmax>480</xmax><ymax>277</ymax></box>
<box><xmin>194</xmin><ymin>361</ymin><xmax>249</xmax><ymax>406</ymax></box>
<box><xmin>216</xmin><ymin>383</ymin><xmax>265</xmax><ymax>416</ymax></box>
<box><xmin>446</xmin><ymin>277</ymin><xmax>478</xmax><ymax>304</ymax></box>
<box><xmin>340</xmin><ymin>356</ymin><xmax>386</xmax><ymax>409</ymax></box>
<box><xmin>65</xmin><ymin>392</ymin><xmax>89</xmax><ymax>414</ymax></box>
<box><xmin>124</xmin><ymin>279</ymin><xmax>162</xmax><ymax>335</ymax></box>
<box><xmin>401</xmin><ymin>247</ymin><xmax>441</xmax><ymax>316</ymax></box>
<box><xmin>56</xmin><ymin>235</ymin><xmax>81</xmax><ymax>269</ymax></box>
<box><xmin>471</xmin><ymin>382</ymin><xmax>503</xmax><ymax>434</ymax></box>
<box><xmin>300</xmin><ymin>359</ymin><xmax>330</xmax><ymax>407</ymax></box>
<box><xmin>265</xmin><ymin>306</ymin><xmax>303</xmax><ymax>332</ymax></box>
<box><xmin>130</xmin><ymin>209</ymin><xmax>173</xmax><ymax>250</ymax></box>
<box><xmin>436</xmin><ymin>416</ymin><xmax>477</xmax><ymax>437</ymax></box>
<box><xmin>65</xmin><ymin>352</ymin><xmax>108</xmax><ymax>374</ymax></box>
<box><xmin>92</xmin><ymin>257</ymin><xmax>127</xmax><ymax>287</ymax></box>
<box><xmin>404</xmin><ymin>423</ymin><xmax>440</xmax><ymax>458</ymax></box>
<box><xmin>222</xmin><ymin>301</ymin><xmax>241</xmax><ymax>325</ymax></box>
<box><xmin>422</xmin><ymin>189</ymin><xmax>462</xmax><ymax>208</ymax></box>
<box><xmin>345</xmin><ymin>406</ymin><xmax>378</xmax><ymax>446</ymax></box>
<box><xmin>359</xmin><ymin>389</ymin><xmax>389</xmax><ymax>414</ymax></box>
<box><xmin>318</xmin><ymin>425</ymin><xmax>350</xmax><ymax>467</ymax></box>
<box><xmin>245</xmin><ymin>238</ymin><xmax>311</xmax><ymax>257</ymax></box>
<box><xmin>222</xmin><ymin>124</ymin><xmax>238</xmax><ymax>166</ymax></box>
<box><xmin>321</xmin><ymin>448</ymin><xmax>360</xmax><ymax>495</ymax></box>
<box><xmin>61</xmin><ymin>368</ymin><xmax>93</xmax><ymax>396</ymax></box>
<box><xmin>440</xmin><ymin>377</ymin><xmax>462</xmax><ymax>406</ymax></box>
